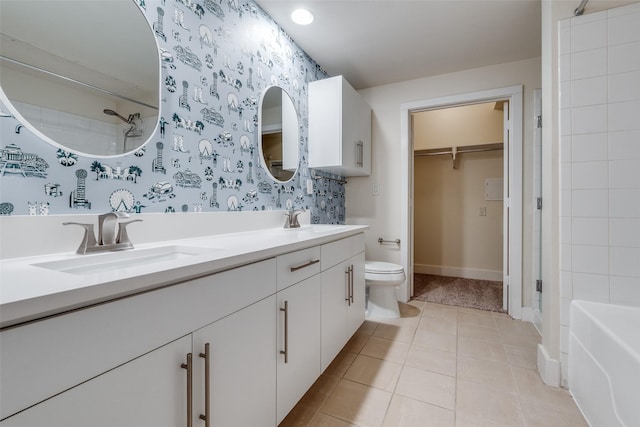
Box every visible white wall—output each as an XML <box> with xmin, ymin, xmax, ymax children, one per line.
<box><xmin>557</xmin><ymin>1</ymin><xmax>640</xmax><ymax>386</ymax></box>
<box><xmin>347</xmin><ymin>57</ymin><xmax>541</xmax><ymax>308</ymax></box>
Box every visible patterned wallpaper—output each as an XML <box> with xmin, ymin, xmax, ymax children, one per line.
<box><xmin>0</xmin><ymin>0</ymin><xmax>346</xmax><ymax>224</ymax></box>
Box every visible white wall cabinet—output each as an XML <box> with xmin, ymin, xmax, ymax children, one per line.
<box><xmin>1</xmin><ymin>233</ymin><xmax>365</xmax><ymax>427</ymax></box>
<box><xmin>309</xmin><ymin>75</ymin><xmax>371</xmax><ymax>176</ymax></box>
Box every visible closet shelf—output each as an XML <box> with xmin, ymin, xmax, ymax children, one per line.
<box><xmin>414</xmin><ymin>142</ymin><xmax>503</xmax><ymax>169</ymax></box>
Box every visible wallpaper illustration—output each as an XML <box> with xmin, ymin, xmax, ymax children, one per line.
<box><xmin>0</xmin><ymin>0</ymin><xmax>346</xmax><ymax>224</ymax></box>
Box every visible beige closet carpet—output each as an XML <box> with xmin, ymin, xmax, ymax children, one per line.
<box><xmin>412</xmin><ymin>273</ymin><xmax>505</xmax><ymax>313</ymax></box>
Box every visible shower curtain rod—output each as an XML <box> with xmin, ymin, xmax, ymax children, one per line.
<box><xmin>0</xmin><ymin>55</ymin><xmax>159</xmax><ymax>111</ymax></box>
<box><xmin>575</xmin><ymin>0</ymin><xmax>589</xmax><ymax>16</ymax></box>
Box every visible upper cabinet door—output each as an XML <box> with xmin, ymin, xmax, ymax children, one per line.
<box><xmin>309</xmin><ymin>76</ymin><xmax>371</xmax><ymax>176</ymax></box>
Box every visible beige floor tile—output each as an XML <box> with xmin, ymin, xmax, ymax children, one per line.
<box><xmin>280</xmin><ymin>402</ymin><xmax>318</xmax><ymax>427</ymax></box>
<box><xmin>309</xmin><ymin>412</ymin><xmax>357</xmax><ymax>427</ymax></box>
<box><xmin>405</xmin><ymin>344</ymin><xmax>457</xmax><ymax>377</ymax></box>
<box><xmin>373</xmin><ymin>323</ymin><xmax>417</xmax><ymax>344</ymax></box>
<box><xmin>457</xmin><ymin>357</ymin><xmax>517</xmax><ymax>393</ymax></box>
<box><xmin>300</xmin><ymin>374</ymin><xmax>341</xmax><ymax>409</ymax></box>
<box><xmin>405</xmin><ymin>299</ymin><xmax>426</xmax><ymax>311</ymax></box>
<box><xmin>417</xmin><ymin>315</ymin><xmax>457</xmax><ymax>335</ymax></box>
<box><xmin>503</xmin><ymin>343</ymin><xmax>537</xmax><ymax>370</ymax></box>
<box><xmin>495</xmin><ymin>318</ymin><xmax>540</xmax><ymax>337</ymax></box>
<box><xmin>456</xmin><ymin>306</ymin><xmax>497</xmax><ymax>317</ymax></box>
<box><xmin>373</xmin><ymin>315</ymin><xmax>420</xmax><ymax>329</ymax></box>
<box><xmin>455</xmin><ymin>413</ymin><xmax>508</xmax><ymax>426</ymax></box>
<box><xmin>457</xmin><ymin>324</ymin><xmax>501</xmax><ymax>344</ymax></box>
<box><xmin>320</xmin><ymin>379</ymin><xmax>392</xmax><ymax>427</ymax></box>
<box><xmin>357</xmin><ymin>320</ymin><xmax>379</xmax><ymax>336</ymax></box>
<box><xmin>456</xmin><ymin>379</ymin><xmax>526</xmax><ymax>426</ymax></box>
<box><xmin>421</xmin><ymin>303</ymin><xmax>459</xmax><ymax>321</ymax></box>
<box><xmin>396</xmin><ymin>366</ymin><xmax>456</xmax><ymax>410</ymax></box>
<box><xmin>323</xmin><ymin>351</ymin><xmax>358</xmax><ymax>378</ymax></box>
<box><xmin>519</xmin><ymin>396</ymin><xmax>588</xmax><ymax>427</ymax></box>
<box><xmin>491</xmin><ymin>311</ymin><xmax>512</xmax><ymax>319</ymax></box>
<box><xmin>499</xmin><ymin>331</ymin><xmax>541</xmax><ymax>350</ymax></box>
<box><xmin>382</xmin><ymin>395</ymin><xmax>455</xmax><ymax>427</ymax></box>
<box><xmin>413</xmin><ymin>329</ymin><xmax>457</xmax><ymax>353</ymax></box>
<box><xmin>360</xmin><ymin>336</ymin><xmax>410</xmax><ymax>364</ymax></box>
<box><xmin>457</xmin><ymin>311</ymin><xmax>497</xmax><ymax>329</ymax></box>
<box><xmin>343</xmin><ymin>332</ymin><xmax>371</xmax><ymax>354</ymax></box>
<box><xmin>399</xmin><ymin>302</ymin><xmax>422</xmax><ymax>318</ymax></box>
<box><xmin>343</xmin><ymin>354</ymin><xmax>402</xmax><ymax>392</ymax></box>
<box><xmin>511</xmin><ymin>366</ymin><xmax>577</xmax><ymax>406</ymax></box>
<box><xmin>457</xmin><ymin>336</ymin><xmax>508</xmax><ymax>364</ymax></box>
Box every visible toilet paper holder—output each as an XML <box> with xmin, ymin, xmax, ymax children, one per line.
<box><xmin>378</xmin><ymin>238</ymin><xmax>400</xmax><ymax>245</ymax></box>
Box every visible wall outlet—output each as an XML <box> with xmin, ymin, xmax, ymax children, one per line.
<box><xmin>372</xmin><ymin>183</ymin><xmax>380</xmax><ymax>195</ymax></box>
<box><xmin>306</xmin><ymin>179</ymin><xmax>314</xmax><ymax>195</ymax></box>
<box><xmin>479</xmin><ymin>206</ymin><xmax>487</xmax><ymax>216</ymax></box>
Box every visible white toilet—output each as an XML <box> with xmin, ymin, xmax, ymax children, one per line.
<box><xmin>365</xmin><ymin>261</ymin><xmax>406</xmax><ymax>319</ymax></box>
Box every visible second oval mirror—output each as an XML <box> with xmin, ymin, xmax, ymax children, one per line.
<box><xmin>259</xmin><ymin>86</ymin><xmax>299</xmax><ymax>182</ymax></box>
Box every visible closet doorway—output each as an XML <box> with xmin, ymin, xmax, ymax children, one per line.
<box><xmin>399</xmin><ymin>86</ymin><xmax>523</xmax><ymax>319</ymax></box>
<box><xmin>412</xmin><ymin>102</ymin><xmax>505</xmax><ymax>312</ymax></box>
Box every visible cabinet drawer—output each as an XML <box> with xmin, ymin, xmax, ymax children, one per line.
<box><xmin>276</xmin><ymin>246</ymin><xmax>321</xmax><ymax>291</ymax></box>
<box><xmin>0</xmin><ymin>258</ymin><xmax>276</xmax><ymax>420</ymax></box>
<box><xmin>321</xmin><ymin>233</ymin><xmax>365</xmax><ymax>270</ymax></box>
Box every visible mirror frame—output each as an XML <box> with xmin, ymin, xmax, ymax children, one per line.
<box><xmin>258</xmin><ymin>85</ymin><xmax>299</xmax><ymax>183</ymax></box>
<box><xmin>0</xmin><ymin>0</ymin><xmax>161</xmax><ymax>158</ymax></box>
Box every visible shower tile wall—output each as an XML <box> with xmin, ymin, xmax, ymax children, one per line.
<box><xmin>0</xmin><ymin>0</ymin><xmax>345</xmax><ymax>223</ymax></box>
<box><xmin>558</xmin><ymin>1</ymin><xmax>640</xmax><ymax>386</ymax></box>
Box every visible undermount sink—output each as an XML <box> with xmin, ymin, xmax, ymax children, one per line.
<box><xmin>33</xmin><ymin>245</ymin><xmax>218</xmax><ymax>275</ymax></box>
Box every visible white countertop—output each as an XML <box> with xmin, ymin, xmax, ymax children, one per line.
<box><xmin>0</xmin><ymin>224</ymin><xmax>368</xmax><ymax>329</ymax></box>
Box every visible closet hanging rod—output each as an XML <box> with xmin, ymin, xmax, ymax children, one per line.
<box><xmin>0</xmin><ymin>55</ymin><xmax>159</xmax><ymax>111</ymax></box>
<box><xmin>414</xmin><ymin>142</ymin><xmax>503</xmax><ymax>157</ymax></box>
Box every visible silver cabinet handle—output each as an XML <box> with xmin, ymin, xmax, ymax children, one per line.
<box><xmin>289</xmin><ymin>259</ymin><xmax>320</xmax><ymax>272</ymax></box>
<box><xmin>199</xmin><ymin>343</ymin><xmax>210</xmax><ymax>427</ymax></box>
<box><xmin>280</xmin><ymin>301</ymin><xmax>289</xmax><ymax>363</ymax></box>
<box><xmin>356</xmin><ymin>140</ymin><xmax>364</xmax><ymax>168</ymax></box>
<box><xmin>349</xmin><ymin>265</ymin><xmax>354</xmax><ymax>304</ymax></box>
<box><xmin>345</xmin><ymin>268</ymin><xmax>351</xmax><ymax>306</ymax></box>
<box><xmin>181</xmin><ymin>353</ymin><xmax>193</xmax><ymax>427</ymax></box>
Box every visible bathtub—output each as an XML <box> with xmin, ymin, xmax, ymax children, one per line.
<box><xmin>569</xmin><ymin>300</ymin><xmax>640</xmax><ymax>427</ymax></box>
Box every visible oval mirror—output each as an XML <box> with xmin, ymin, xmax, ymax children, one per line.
<box><xmin>258</xmin><ymin>86</ymin><xmax>299</xmax><ymax>182</ymax></box>
<box><xmin>0</xmin><ymin>0</ymin><xmax>159</xmax><ymax>157</ymax></box>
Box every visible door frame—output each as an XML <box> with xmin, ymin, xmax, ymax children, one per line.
<box><xmin>400</xmin><ymin>85</ymin><xmax>523</xmax><ymax>319</ymax></box>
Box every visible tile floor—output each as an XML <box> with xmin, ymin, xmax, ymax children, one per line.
<box><xmin>280</xmin><ymin>300</ymin><xmax>587</xmax><ymax>427</ymax></box>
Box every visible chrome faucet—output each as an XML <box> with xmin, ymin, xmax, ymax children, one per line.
<box><xmin>64</xmin><ymin>212</ymin><xmax>142</xmax><ymax>254</ymax></box>
<box><xmin>284</xmin><ymin>209</ymin><xmax>304</xmax><ymax>229</ymax></box>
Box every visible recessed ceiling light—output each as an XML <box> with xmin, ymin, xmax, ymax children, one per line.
<box><xmin>291</xmin><ymin>8</ymin><xmax>314</xmax><ymax>25</ymax></box>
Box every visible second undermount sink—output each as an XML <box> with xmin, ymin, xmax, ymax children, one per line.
<box><xmin>33</xmin><ymin>245</ymin><xmax>219</xmax><ymax>276</ymax></box>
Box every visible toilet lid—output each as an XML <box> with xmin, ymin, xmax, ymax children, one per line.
<box><xmin>365</xmin><ymin>261</ymin><xmax>404</xmax><ymax>274</ymax></box>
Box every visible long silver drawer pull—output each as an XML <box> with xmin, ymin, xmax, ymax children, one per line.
<box><xmin>199</xmin><ymin>343</ymin><xmax>210</xmax><ymax>427</ymax></box>
<box><xmin>181</xmin><ymin>353</ymin><xmax>193</xmax><ymax>427</ymax></box>
<box><xmin>345</xmin><ymin>268</ymin><xmax>351</xmax><ymax>306</ymax></box>
<box><xmin>289</xmin><ymin>259</ymin><xmax>320</xmax><ymax>272</ymax></box>
<box><xmin>350</xmin><ymin>265</ymin><xmax>354</xmax><ymax>304</ymax></box>
<box><xmin>280</xmin><ymin>301</ymin><xmax>289</xmax><ymax>363</ymax></box>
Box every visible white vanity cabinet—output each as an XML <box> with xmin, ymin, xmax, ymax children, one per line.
<box><xmin>192</xmin><ymin>295</ymin><xmax>277</xmax><ymax>427</ymax></box>
<box><xmin>275</xmin><ymin>250</ymin><xmax>322</xmax><ymax>424</ymax></box>
<box><xmin>0</xmin><ymin>259</ymin><xmax>277</xmax><ymax>426</ymax></box>
<box><xmin>308</xmin><ymin>75</ymin><xmax>371</xmax><ymax>176</ymax></box>
<box><xmin>320</xmin><ymin>235</ymin><xmax>366</xmax><ymax>371</ymax></box>
<box><xmin>0</xmin><ymin>336</ymin><xmax>192</xmax><ymax>427</ymax></box>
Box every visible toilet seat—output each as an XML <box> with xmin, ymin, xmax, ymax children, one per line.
<box><xmin>365</xmin><ymin>261</ymin><xmax>405</xmax><ymax>285</ymax></box>
<box><xmin>365</xmin><ymin>261</ymin><xmax>404</xmax><ymax>274</ymax></box>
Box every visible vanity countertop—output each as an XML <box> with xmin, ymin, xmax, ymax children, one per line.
<box><xmin>0</xmin><ymin>225</ymin><xmax>368</xmax><ymax>329</ymax></box>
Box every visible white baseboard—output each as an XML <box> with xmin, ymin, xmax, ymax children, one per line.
<box><xmin>537</xmin><ymin>344</ymin><xmax>561</xmax><ymax>387</ymax></box>
<box><xmin>414</xmin><ymin>264</ymin><xmax>503</xmax><ymax>282</ymax></box>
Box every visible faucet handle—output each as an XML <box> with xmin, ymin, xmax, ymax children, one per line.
<box><xmin>63</xmin><ymin>222</ymin><xmax>97</xmax><ymax>255</ymax></box>
<box><xmin>116</xmin><ymin>219</ymin><xmax>143</xmax><ymax>248</ymax></box>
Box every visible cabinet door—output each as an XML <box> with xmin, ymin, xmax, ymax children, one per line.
<box><xmin>192</xmin><ymin>295</ymin><xmax>277</xmax><ymax>427</ymax></box>
<box><xmin>347</xmin><ymin>252</ymin><xmax>366</xmax><ymax>336</ymax></box>
<box><xmin>276</xmin><ymin>275</ymin><xmax>321</xmax><ymax>424</ymax></box>
<box><xmin>0</xmin><ymin>336</ymin><xmax>191</xmax><ymax>427</ymax></box>
<box><xmin>320</xmin><ymin>260</ymin><xmax>350</xmax><ymax>371</ymax></box>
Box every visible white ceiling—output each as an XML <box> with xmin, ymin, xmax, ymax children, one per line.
<box><xmin>255</xmin><ymin>0</ymin><xmax>542</xmax><ymax>90</ymax></box>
